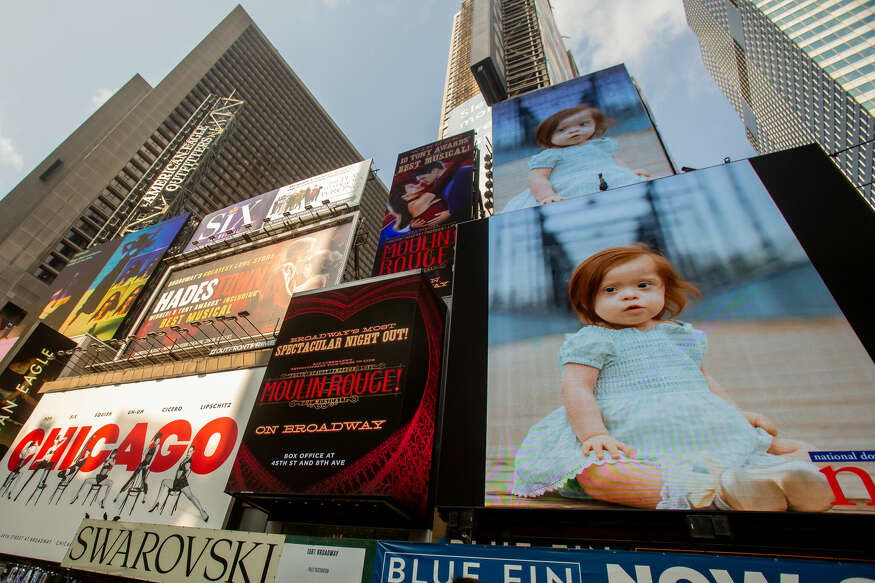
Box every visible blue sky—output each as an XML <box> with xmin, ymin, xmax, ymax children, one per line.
<box><xmin>0</xmin><ymin>0</ymin><xmax>755</xmax><ymax>197</ymax></box>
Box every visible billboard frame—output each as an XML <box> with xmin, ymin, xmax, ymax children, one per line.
<box><xmin>436</xmin><ymin>145</ymin><xmax>875</xmax><ymax>557</ymax></box>
<box><xmin>117</xmin><ymin>213</ymin><xmax>361</xmax><ymax>364</ymax></box>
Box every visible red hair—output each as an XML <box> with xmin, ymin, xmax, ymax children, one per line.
<box><xmin>568</xmin><ymin>244</ymin><xmax>700</xmax><ymax>325</ymax></box>
<box><xmin>534</xmin><ymin>105</ymin><xmax>615</xmax><ymax>149</ymax></box>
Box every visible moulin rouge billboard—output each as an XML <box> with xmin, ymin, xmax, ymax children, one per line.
<box><xmin>227</xmin><ymin>273</ymin><xmax>445</xmax><ymax>519</ymax></box>
<box><xmin>372</xmin><ymin>133</ymin><xmax>475</xmax><ymax>296</ymax></box>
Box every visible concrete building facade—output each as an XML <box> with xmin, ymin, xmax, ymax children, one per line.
<box><xmin>0</xmin><ymin>5</ymin><xmax>387</xmax><ymax>322</ymax></box>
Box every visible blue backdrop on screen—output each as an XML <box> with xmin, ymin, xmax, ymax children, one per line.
<box><xmin>374</xmin><ymin>542</ymin><xmax>875</xmax><ymax>583</ymax></box>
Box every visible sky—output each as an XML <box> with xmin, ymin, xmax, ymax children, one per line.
<box><xmin>0</xmin><ymin>0</ymin><xmax>756</xmax><ymax>198</ymax></box>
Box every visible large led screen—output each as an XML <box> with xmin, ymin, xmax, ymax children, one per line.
<box><xmin>372</xmin><ymin>133</ymin><xmax>475</xmax><ymax>294</ymax></box>
<box><xmin>492</xmin><ymin>64</ymin><xmax>673</xmax><ymax>213</ymax></box>
<box><xmin>131</xmin><ymin>220</ymin><xmax>355</xmax><ymax>355</ymax></box>
<box><xmin>55</xmin><ymin>214</ymin><xmax>189</xmax><ymax>340</ymax></box>
<box><xmin>0</xmin><ymin>367</ymin><xmax>262</xmax><ymax>563</ymax></box>
<box><xmin>442</xmin><ymin>147</ymin><xmax>875</xmax><ymax>518</ymax></box>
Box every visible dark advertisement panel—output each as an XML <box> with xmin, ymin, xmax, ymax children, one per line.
<box><xmin>372</xmin><ymin>226</ymin><xmax>457</xmax><ymax>296</ymax></box>
<box><xmin>132</xmin><ymin>222</ymin><xmax>354</xmax><ymax>354</ymax></box>
<box><xmin>372</xmin><ymin>133</ymin><xmax>475</xmax><ymax>294</ymax></box>
<box><xmin>37</xmin><ymin>239</ymin><xmax>123</xmax><ymax>331</ymax></box>
<box><xmin>228</xmin><ymin>274</ymin><xmax>445</xmax><ymax>519</ymax></box>
<box><xmin>183</xmin><ymin>188</ymin><xmax>279</xmax><ymax>252</ymax></box>
<box><xmin>492</xmin><ymin>64</ymin><xmax>674</xmax><ymax>213</ymax></box>
<box><xmin>56</xmin><ymin>214</ymin><xmax>189</xmax><ymax>340</ymax></box>
<box><xmin>0</xmin><ymin>323</ymin><xmax>75</xmax><ymax>454</ymax></box>
<box><xmin>443</xmin><ymin>147</ymin><xmax>875</xmax><ymax>522</ymax></box>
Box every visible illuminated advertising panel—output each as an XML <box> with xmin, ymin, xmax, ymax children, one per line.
<box><xmin>183</xmin><ymin>188</ymin><xmax>280</xmax><ymax>252</ymax></box>
<box><xmin>264</xmin><ymin>160</ymin><xmax>371</xmax><ymax>223</ymax></box>
<box><xmin>372</xmin><ymin>133</ymin><xmax>475</xmax><ymax>295</ymax></box>
<box><xmin>0</xmin><ymin>367</ymin><xmax>262</xmax><ymax>563</ymax></box>
<box><xmin>228</xmin><ymin>274</ymin><xmax>445</xmax><ymax>520</ymax></box>
<box><xmin>0</xmin><ymin>323</ymin><xmax>75</xmax><ymax>454</ymax></box>
<box><xmin>492</xmin><ymin>64</ymin><xmax>674</xmax><ymax>213</ymax></box>
<box><xmin>131</xmin><ymin>220</ymin><xmax>355</xmax><ymax>355</ymax></box>
<box><xmin>374</xmin><ymin>542</ymin><xmax>875</xmax><ymax>582</ymax></box>
<box><xmin>56</xmin><ymin>214</ymin><xmax>189</xmax><ymax>340</ymax></box>
<box><xmin>442</xmin><ymin>148</ymin><xmax>875</xmax><ymax>519</ymax></box>
<box><xmin>38</xmin><ymin>239</ymin><xmax>123</xmax><ymax>331</ymax></box>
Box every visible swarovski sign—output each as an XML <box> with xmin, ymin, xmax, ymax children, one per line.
<box><xmin>63</xmin><ymin>519</ymin><xmax>284</xmax><ymax>583</ymax></box>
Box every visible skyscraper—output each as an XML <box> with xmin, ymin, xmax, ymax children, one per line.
<box><xmin>0</xmin><ymin>5</ymin><xmax>387</xmax><ymax>323</ymax></box>
<box><xmin>438</xmin><ymin>0</ymin><xmax>578</xmax><ymax>139</ymax></box>
<box><xmin>684</xmin><ymin>0</ymin><xmax>875</xmax><ymax>205</ymax></box>
<box><xmin>438</xmin><ymin>0</ymin><xmax>578</xmax><ymax>215</ymax></box>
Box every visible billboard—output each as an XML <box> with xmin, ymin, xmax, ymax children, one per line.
<box><xmin>374</xmin><ymin>542</ymin><xmax>875</xmax><ymax>582</ymax></box>
<box><xmin>63</xmin><ymin>519</ymin><xmax>284</xmax><ymax>583</ymax></box>
<box><xmin>55</xmin><ymin>214</ymin><xmax>189</xmax><ymax>340</ymax></box>
<box><xmin>264</xmin><ymin>160</ymin><xmax>371</xmax><ymax>223</ymax></box>
<box><xmin>183</xmin><ymin>188</ymin><xmax>280</xmax><ymax>252</ymax></box>
<box><xmin>492</xmin><ymin>64</ymin><xmax>674</xmax><ymax>213</ymax></box>
<box><xmin>0</xmin><ymin>323</ymin><xmax>75</xmax><ymax>455</ymax></box>
<box><xmin>228</xmin><ymin>274</ymin><xmax>445</xmax><ymax>520</ymax></box>
<box><xmin>442</xmin><ymin>148</ymin><xmax>875</xmax><ymax>519</ymax></box>
<box><xmin>131</xmin><ymin>220</ymin><xmax>355</xmax><ymax>355</ymax></box>
<box><xmin>372</xmin><ymin>133</ymin><xmax>475</xmax><ymax>295</ymax></box>
<box><xmin>0</xmin><ymin>367</ymin><xmax>262</xmax><ymax>563</ymax></box>
<box><xmin>38</xmin><ymin>238</ymin><xmax>123</xmax><ymax>331</ymax></box>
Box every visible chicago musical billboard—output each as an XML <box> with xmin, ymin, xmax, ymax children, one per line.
<box><xmin>443</xmin><ymin>148</ymin><xmax>875</xmax><ymax>517</ymax></box>
<box><xmin>130</xmin><ymin>220</ymin><xmax>355</xmax><ymax>355</ymax></box>
<box><xmin>492</xmin><ymin>64</ymin><xmax>674</xmax><ymax>213</ymax></box>
<box><xmin>372</xmin><ymin>133</ymin><xmax>475</xmax><ymax>295</ymax></box>
<box><xmin>54</xmin><ymin>214</ymin><xmax>189</xmax><ymax>340</ymax></box>
<box><xmin>228</xmin><ymin>274</ymin><xmax>445</xmax><ymax>519</ymax></box>
<box><xmin>0</xmin><ymin>367</ymin><xmax>262</xmax><ymax>563</ymax></box>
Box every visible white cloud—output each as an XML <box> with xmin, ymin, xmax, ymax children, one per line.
<box><xmin>551</xmin><ymin>0</ymin><xmax>688</xmax><ymax>73</ymax></box>
<box><xmin>91</xmin><ymin>87</ymin><xmax>114</xmax><ymax>108</ymax></box>
<box><xmin>0</xmin><ymin>134</ymin><xmax>23</xmax><ymax>170</ymax></box>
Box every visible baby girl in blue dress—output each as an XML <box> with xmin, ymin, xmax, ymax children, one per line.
<box><xmin>502</xmin><ymin>105</ymin><xmax>649</xmax><ymax>212</ymax></box>
<box><xmin>512</xmin><ymin>245</ymin><xmax>833</xmax><ymax>511</ymax></box>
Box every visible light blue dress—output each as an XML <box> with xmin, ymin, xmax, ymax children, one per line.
<box><xmin>511</xmin><ymin>322</ymin><xmax>779</xmax><ymax>507</ymax></box>
<box><xmin>501</xmin><ymin>138</ymin><xmax>646</xmax><ymax>212</ymax></box>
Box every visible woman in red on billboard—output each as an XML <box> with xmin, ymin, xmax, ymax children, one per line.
<box><xmin>502</xmin><ymin>105</ymin><xmax>649</xmax><ymax>212</ymax></box>
<box><xmin>511</xmin><ymin>245</ymin><xmax>833</xmax><ymax>512</ymax></box>
<box><xmin>387</xmin><ymin>181</ymin><xmax>450</xmax><ymax>231</ymax></box>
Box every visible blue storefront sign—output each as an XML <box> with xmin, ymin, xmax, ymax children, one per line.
<box><xmin>374</xmin><ymin>542</ymin><xmax>875</xmax><ymax>583</ymax></box>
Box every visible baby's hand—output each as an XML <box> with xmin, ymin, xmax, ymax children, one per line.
<box><xmin>536</xmin><ymin>193</ymin><xmax>566</xmax><ymax>205</ymax></box>
<box><xmin>580</xmin><ymin>433</ymin><xmax>636</xmax><ymax>460</ymax></box>
<box><xmin>743</xmin><ymin>411</ymin><xmax>778</xmax><ymax>436</ymax></box>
